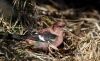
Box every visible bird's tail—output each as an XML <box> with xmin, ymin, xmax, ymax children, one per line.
<box><xmin>0</xmin><ymin>32</ymin><xmax>26</xmax><ymax>41</ymax></box>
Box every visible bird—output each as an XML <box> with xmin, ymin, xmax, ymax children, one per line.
<box><xmin>8</xmin><ymin>21</ymin><xmax>65</xmax><ymax>51</ymax></box>
<box><xmin>26</xmin><ymin>21</ymin><xmax>65</xmax><ymax>51</ymax></box>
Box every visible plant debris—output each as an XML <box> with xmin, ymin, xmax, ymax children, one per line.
<box><xmin>0</xmin><ymin>0</ymin><xmax>100</xmax><ymax>61</ymax></box>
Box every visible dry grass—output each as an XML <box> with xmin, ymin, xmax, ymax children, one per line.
<box><xmin>0</xmin><ymin>0</ymin><xmax>100</xmax><ymax>61</ymax></box>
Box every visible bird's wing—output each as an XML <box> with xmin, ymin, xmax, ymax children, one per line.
<box><xmin>27</xmin><ymin>31</ymin><xmax>58</xmax><ymax>42</ymax></box>
<box><xmin>41</xmin><ymin>31</ymin><xmax>58</xmax><ymax>42</ymax></box>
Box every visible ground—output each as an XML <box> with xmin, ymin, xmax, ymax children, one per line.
<box><xmin>0</xmin><ymin>0</ymin><xmax>100</xmax><ymax>61</ymax></box>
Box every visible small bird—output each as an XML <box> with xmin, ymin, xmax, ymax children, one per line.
<box><xmin>9</xmin><ymin>21</ymin><xmax>65</xmax><ymax>51</ymax></box>
<box><xmin>26</xmin><ymin>21</ymin><xmax>65</xmax><ymax>51</ymax></box>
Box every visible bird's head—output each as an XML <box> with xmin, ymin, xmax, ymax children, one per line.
<box><xmin>52</xmin><ymin>21</ymin><xmax>65</xmax><ymax>31</ymax></box>
<box><xmin>53</xmin><ymin>21</ymin><xmax>65</xmax><ymax>27</ymax></box>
